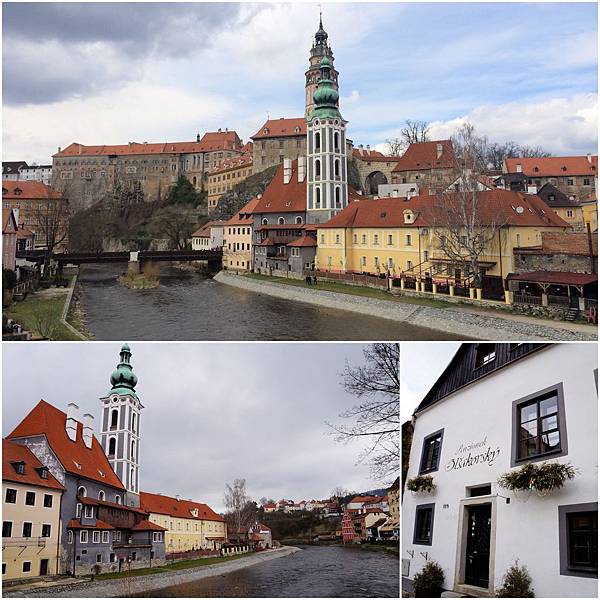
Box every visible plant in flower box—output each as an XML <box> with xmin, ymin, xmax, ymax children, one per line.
<box><xmin>406</xmin><ymin>474</ymin><xmax>436</xmax><ymax>493</ymax></box>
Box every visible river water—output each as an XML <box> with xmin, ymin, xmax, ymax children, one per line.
<box><xmin>77</xmin><ymin>263</ymin><xmax>463</xmax><ymax>341</ymax></box>
<box><xmin>134</xmin><ymin>546</ymin><xmax>399</xmax><ymax>598</ymax></box>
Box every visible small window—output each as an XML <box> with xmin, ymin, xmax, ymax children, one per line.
<box><xmin>419</xmin><ymin>429</ymin><xmax>444</xmax><ymax>474</ymax></box>
<box><xmin>2</xmin><ymin>564</ymin><xmax>6</xmax><ymax>575</ymax></box>
<box><xmin>110</xmin><ymin>409</ymin><xmax>118</xmax><ymax>428</ymax></box>
<box><xmin>406</xmin><ymin>234</ymin><xmax>412</xmax><ymax>246</ymax></box>
<box><xmin>25</xmin><ymin>491</ymin><xmax>36</xmax><ymax>506</ymax></box>
<box><xmin>93</xmin><ymin>531</ymin><xmax>100</xmax><ymax>544</ymax></box>
<box><xmin>22</xmin><ymin>561</ymin><xmax>31</xmax><ymax>573</ymax></box>
<box><xmin>2</xmin><ymin>522</ymin><xmax>12</xmax><ymax>538</ymax></box>
<box><xmin>567</xmin><ymin>511</ymin><xmax>597</xmax><ymax>572</ymax></box>
<box><xmin>77</xmin><ymin>486</ymin><xmax>87</xmax><ymax>498</ymax></box>
<box><xmin>41</xmin><ymin>524</ymin><xmax>51</xmax><ymax>537</ymax></box>
<box><xmin>5</xmin><ymin>489</ymin><xmax>17</xmax><ymax>504</ymax></box>
<box><xmin>84</xmin><ymin>505</ymin><xmax>94</xmax><ymax>518</ymax></box>
<box><xmin>98</xmin><ymin>490</ymin><xmax>105</xmax><ymax>501</ymax></box>
<box><xmin>413</xmin><ymin>504</ymin><xmax>435</xmax><ymax>545</ymax></box>
<box><xmin>468</xmin><ymin>484</ymin><xmax>492</xmax><ymax>497</ymax></box>
<box><xmin>22</xmin><ymin>522</ymin><xmax>32</xmax><ymax>538</ymax></box>
<box><xmin>474</xmin><ymin>344</ymin><xmax>496</xmax><ymax>369</ymax></box>
<box><xmin>102</xmin><ymin>530</ymin><xmax>109</xmax><ymax>543</ymax></box>
<box><xmin>108</xmin><ymin>437</ymin><xmax>116</xmax><ymax>456</ymax></box>
<box><xmin>68</xmin><ymin>530</ymin><xmax>73</xmax><ymax>544</ymax></box>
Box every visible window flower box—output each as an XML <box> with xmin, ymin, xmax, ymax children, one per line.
<box><xmin>406</xmin><ymin>474</ymin><xmax>436</xmax><ymax>494</ymax></box>
<box><xmin>498</xmin><ymin>461</ymin><xmax>576</xmax><ymax>496</ymax></box>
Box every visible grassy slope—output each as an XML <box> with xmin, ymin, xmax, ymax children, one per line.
<box><xmin>95</xmin><ymin>553</ymin><xmax>252</xmax><ymax>580</ymax></box>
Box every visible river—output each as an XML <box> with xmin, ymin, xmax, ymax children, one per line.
<box><xmin>133</xmin><ymin>546</ymin><xmax>399</xmax><ymax>598</ymax></box>
<box><xmin>77</xmin><ymin>263</ymin><xmax>463</xmax><ymax>341</ymax></box>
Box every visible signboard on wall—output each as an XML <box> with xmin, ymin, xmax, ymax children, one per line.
<box><xmin>445</xmin><ymin>435</ymin><xmax>501</xmax><ymax>471</ymax></box>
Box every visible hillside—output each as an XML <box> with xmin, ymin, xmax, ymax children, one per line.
<box><xmin>262</xmin><ymin>511</ymin><xmax>341</xmax><ymax>543</ymax></box>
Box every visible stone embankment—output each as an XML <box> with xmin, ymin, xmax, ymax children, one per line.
<box><xmin>4</xmin><ymin>547</ymin><xmax>301</xmax><ymax>598</ymax></box>
<box><xmin>214</xmin><ymin>272</ymin><xmax>596</xmax><ymax>341</ymax></box>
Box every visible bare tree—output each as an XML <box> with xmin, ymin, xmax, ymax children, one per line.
<box><xmin>224</xmin><ymin>479</ymin><xmax>257</xmax><ymax>535</ymax></box>
<box><xmin>327</xmin><ymin>343</ymin><xmax>400</xmax><ymax>483</ymax></box>
<box><xmin>385</xmin><ymin>120</ymin><xmax>431</xmax><ymax>157</ymax></box>
<box><xmin>428</xmin><ymin>123</ymin><xmax>509</xmax><ymax>289</ymax></box>
<box><xmin>330</xmin><ymin>486</ymin><xmax>350</xmax><ymax>503</ymax></box>
<box><xmin>160</xmin><ymin>206</ymin><xmax>197</xmax><ymax>251</ymax></box>
<box><xmin>34</xmin><ymin>186</ymin><xmax>71</xmax><ymax>277</ymax></box>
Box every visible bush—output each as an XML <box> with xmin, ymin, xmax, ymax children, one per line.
<box><xmin>3</xmin><ymin>268</ymin><xmax>17</xmax><ymax>290</ymax></box>
<box><xmin>496</xmin><ymin>561</ymin><xmax>534</xmax><ymax>597</ymax></box>
<box><xmin>413</xmin><ymin>560</ymin><xmax>445</xmax><ymax>597</ymax></box>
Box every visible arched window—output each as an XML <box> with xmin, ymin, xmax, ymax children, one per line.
<box><xmin>262</xmin><ymin>218</ymin><xmax>268</xmax><ymax>225</ymax></box>
<box><xmin>110</xmin><ymin>409</ymin><xmax>118</xmax><ymax>429</ymax></box>
<box><xmin>315</xmin><ymin>159</ymin><xmax>321</xmax><ymax>177</ymax></box>
<box><xmin>98</xmin><ymin>490</ymin><xmax>105</xmax><ymax>501</ymax></box>
<box><xmin>335</xmin><ymin>187</ymin><xmax>341</xmax><ymax>206</ymax></box>
<box><xmin>132</xmin><ymin>413</ymin><xmax>136</xmax><ymax>433</ymax></box>
<box><xmin>192</xmin><ymin>176</ymin><xmax>197</xmax><ymax>186</ymax></box>
<box><xmin>315</xmin><ymin>132</ymin><xmax>321</xmax><ymax>150</ymax></box>
<box><xmin>278</xmin><ymin>217</ymin><xmax>285</xmax><ymax>225</ymax></box>
<box><xmin>334</xmin><ymin>159</ymin><xmax>340</xmax><ymax>177</ymax></box>
<box><xmin>334</xmin><ymin>132</ymin><xmax>339</xmax><ymax>151</ymax></box>
<box><xmin>295</xmin><ymin>216</ymin><xmax>303</xmax><ymax>225</ymax></box>
<box><xmin>316</xmin><ymin>187</ymin><xmax>321</xmax><ymax>207</ymax></box>
<box><xmin>130</xmin><ymin>468</ymin><xmax>135</xmax><ymax>492</ymax></box>
<box><xmin>108</xmin><ymin>437</ymin><xmax>116</xmax><ymax>456</ymax></box>
<box><xmin>131</xmin><ymin>440</ymin><xmax>135</xmax><ymax>460</ymax></box>
<box><xmin>115</xmin><ymin>495</ymin><xmax>121</xmax><ymax>505</ymax></box>
<box><xmin>77</xmin><ymin>486</ymin><xmax>87</xmax><ymax>498</ymax></box>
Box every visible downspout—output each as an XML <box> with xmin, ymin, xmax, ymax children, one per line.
<box><xmin>587</xmin><ymin>222</ymin><xmax>596</xmax><ymax>274</ymax></box>
<box><xmin>498</xmin><ymin>227</ymin><xmax>503</xmax><ymax>284</ymax></box>
<box><xmin>57</xmin><ymin>491</ymin><xmax>63</xmax><ymax>576</ymax></box>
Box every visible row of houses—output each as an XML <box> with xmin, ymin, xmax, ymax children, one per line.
<box><xmin>2</xmin><ymin>345</ymin><xmax>231</xmax><ymax>582</ymax></box>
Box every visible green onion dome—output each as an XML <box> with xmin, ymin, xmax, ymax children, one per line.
<box><xmin>310</xmin><ymin>57</ymin><xmax>341</xmax><ymax>121</ymax></box>
<box><xmin>109</xmin><ymin>343</ymin><xmax>138</xmax><ymax>394</ymax></box>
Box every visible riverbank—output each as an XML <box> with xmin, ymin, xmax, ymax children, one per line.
<box><xmin>4</xmin><ymin>277</ymin><xmax>88</xmax><ymax>341</ymax></box>
<box><xmin>214</xmin><ymin>271</ymin><xmax>597</xmax><ymax>341</ymax></box>
<box><xmin>4</xmin><ymin>547</ymin><xmax>301</xmax><ymax>598</ymax></box>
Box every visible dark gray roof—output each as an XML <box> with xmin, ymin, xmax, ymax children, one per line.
<box><xmin>2</xmin><ymin>161</ymin><xmax>28</xmax><ymax>175</ymax></box>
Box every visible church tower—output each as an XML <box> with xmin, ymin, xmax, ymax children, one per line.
<box><xmin>306</xmin><ymin>56</ymin><xmax>348</xmax><ymax>223</ymax></box>
<box><xmin>305</xmin><ymin>14</ymin><xmax>339</xmax><ymax>119</ymax></box>
<box><xmin>99</xmin><ymin>344</ymin><xmax>143</xmax><ymax>507</ymax></box>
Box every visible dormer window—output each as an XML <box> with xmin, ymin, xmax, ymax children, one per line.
<box><xmin>14</xmin><ymin>188</ymin><xmax>22</xmax><ymax>196</ymax></box>
<box><xmin>12</xmin><ymin>461</ymin><xmax>25</xmax><ymax>475</ymax></box>
<box><xmin>534</xmin><ymin>167</ymin><xmax>539</xmax><ymax>172</ymax></box>
<box><xmin>403</xmin><ymin>210</ymin><xmax>415</xmax><ymax>224</ymax></box>
<box><xmin>474</xmin><ymin>344</ymin><xmax>496</xmax><ymax>369</ymax></box>
<box><xmin>263</xmin><ymin>128</ymin><xmax>269</xmax><ymax>135</ymax></box>
<box><xmin>37</xmin><ymin>467</ymin><xmax>48</xmax><ymax>479</ymax></box>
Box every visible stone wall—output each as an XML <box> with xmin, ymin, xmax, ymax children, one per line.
<box><xmin>515</xmin><ymin>252</ymin><xmax>595</xmax><ymax>274</ymax></box>
<box><xmin>253</xmin><ymin>137</ymin><xmax>306</xmax><ymax>173</ymax></box>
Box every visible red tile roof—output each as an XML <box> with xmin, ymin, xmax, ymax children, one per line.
<box><xmin>78</xmin><ymin>495</ymin><xmax>148</xmax><ymax>514</ymax></box>
<box><xmin>210</xmin><ymin>154</ymin><xmax>253</xmax><ymax>175</ymax></box>
<box><xmin>2</xmin><ymin>180</ymin><xmax>60</xmax><ymax>199</ymax></box>
<box><xmin>251</xmin><ymin>118</ymin><xmax>306</xmax><ymax>140</ymax></box>
<box><xmin>7</xmin><ymin>400</ymin><xmax>125</xmax><ymax>490</ymax></box>
<box><xmin>507</xmin><ymin>271</ymin><xmax>597</xmax><ymax>286</ymax></box>
<box><xmin>2</xmin><ymin>439</ymin><xmax>64</xmax><ymax>490</ymax></box>
<box><xmin>191</xmin><ymin>220</ymin><xmax>226</xmax><ymax>238</ymax></box>
<box><xmin>131</xmin><ymin>519</ymin><xmax>168</xmax><ymax>532</ymax></box>
<box><xmin>349</xmin><ymin>495</ymin><xmax>381</xmax><ymax>504</ymax></box>
<box><xmin>392</xmin><ymin>140</ymin><xmax>456</xmax><ymax>172</ymax></box>
<box><xmin>67</xmin><ymin>518</ymin><xmax>114</xmax><ymax>530</ymax></box>
<box><xmin>505</xmin><ymin>156</ymin><xmax>598</xmax><ymax>177</ymax></box>
<box><xmin>287</xmin><ymin>236</ymin><xmax>317</xmax><ymax>247</ymax></box>
<box><xmin>226</xmin><ymin>197</ymin><xmax>261</xmax><ymax>225</ymax></box>
<box><xmin>516</xmin><ymin>232</ymin><xmax>598</xmax><ymax>257</ymax></box>
<box><xmin>317</xmin><ymin>190</ymin><xmax>569</xmax><ymax>229</ymax></box>
<box><xmin>352</xmin><ymin>148</ymin><xmax>400</xmax><ymax>162</ymax></box>
<box><xmin>54</xmin><ymin>131</ymin><xmax>242</xmax><ymax>158</ymax></box>
<box><xmin>253</xmin><ymin>160</ymin><xmax>306</xmax><ymax>214</ymax></box>
<box><xmin>3</xmin><ymin>208</ymin><xmax>18</xmax><ymax>234</ymax></box>
<box><xmin>140</xmin><ymin>491</ymin><xmax>225</xmax><ymax>522</ymax></box>
<box><xmin>17</xmin><ymin>226</ymin><xmax>35</xmax><ymax>240</ymax></box>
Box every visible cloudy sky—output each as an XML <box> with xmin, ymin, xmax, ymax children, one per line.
<box><xmin>3</xmin><ymin>2</ymin><xmax>597</xmax><ymax>165</ymax></box>
<box><xmin>400</xmin><ymin>342</ymin><xmax>460</xmax><ymax>422</ymax></box>
<box><xmin>2</xmin><ymin>342</ymin><xmax>392</xmax><ymax>512</ymax></box>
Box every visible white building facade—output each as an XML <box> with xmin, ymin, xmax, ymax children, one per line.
<box><xmin>402</xmin><ymin>343</ymin><xmax>598</xmax><ymax>598</ymax></box>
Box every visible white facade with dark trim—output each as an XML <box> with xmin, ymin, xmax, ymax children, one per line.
<box><xmin>402</xmin><ymin>343</ymin><xmax>598</xmax><ymax>598</ymax></box>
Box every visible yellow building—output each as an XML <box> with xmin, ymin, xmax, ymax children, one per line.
<box><xmin>581</xmin><ymin>197</ymin><xmax>598</xmax><ymax>232</ymax></box>
<box><xmin>140</xmin><ymin>491</ymin><xmax>227</xmax><ymax>553</ymax></box>
<box><xmin>2</xmin><ymin>440</ymin><xmax>64</xmax><ymax>581</ymax></box>
<box><xmin>387</xmin><ymin>477</ymin><xmax>399</xmax><ymax>521</ymax></box>
<box><xmin>316</xmin><ymin>191</ymin><xmax>568</xmax><ymax>292</ymax></box>
<box><xmin>223</xmin><ymin>197</ymin><xmax>260</xmax><ymax>272</ymax></box>
<box><xmin>207</xmin><ymin>153</ymin><xmax>253</xmax><ymax>214</ymax></box>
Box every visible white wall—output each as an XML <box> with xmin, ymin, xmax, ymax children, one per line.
<box><xmin>402</xmin><ymin>344</ymin><xmax>598</xmax><ymax>598</ymax></box>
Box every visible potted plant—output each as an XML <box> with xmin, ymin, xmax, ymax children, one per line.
<box><xmin>406</xmin><ymin>474</ymin><xmax>436</xmax><ymax>494</ymax></box>
<box><xmin>496</xmin><ymin>560</ymin><xmax>534</xmax><ymax>597</ymax></box>
<box><xmin>413</xmin><ymin>560</ymin><xmax>445</xmax><ymax>597</ymax></box>
<box><xmin>498</xmin><ymin>461</ymin><xmax>575</xmax><ymax>497</ymax></box>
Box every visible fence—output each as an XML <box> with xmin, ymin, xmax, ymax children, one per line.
<box><xmin>311</xmin><ymin>270</ymin><xmax>389</xmax><ymax>289</ymax></box>
<box><xmin>547</xmin><ymin>294</ymin><xmax>571</xmax><ymax>307</ymax></box>
<box><xmin>514</xmin><ymin>293</ymin><xmax>543</xmax><ymax>305</ymax></box>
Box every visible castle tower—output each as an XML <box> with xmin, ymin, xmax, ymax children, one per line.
<box><xmin>306</xmin><ymin>56</ymin><xmax>348</xmax><ymax>223</ymax></box>
<box><xmin>99</xmin><ymin>344</ymin><xmax>143</xmax><ymax>507</ymax></box>
<box><xmin>305</xmin><ymin>13</ymin><xmax>339</xmax><ymax>119</ymax></box>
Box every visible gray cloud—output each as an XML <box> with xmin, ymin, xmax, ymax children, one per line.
<box><xmin>2</xmin><ymin>342</ymin><xmax>388</xmax><ymax>512</ymax></box>
<box><xmin>2</xmin><ymin>2</ymin><xmax>248</xmax><ymax>105</ymax></box>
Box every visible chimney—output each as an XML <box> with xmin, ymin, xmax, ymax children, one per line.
<box><xmin>196</xmin><ymin>133</ymin><xmax>200</xmax><ymax>142</ymax></box>
<box><xmin>218</xmin><ymin>128</ymin><xmax>222</xmax><ymax>132</ymax></box>
<box><xmin>66</xmin><ymin>402</ymin><xmax>79</xmax><ymax>442</ymax></box>
<box><xmin>283</xmin><ymin>158</ymin><xmax>292</xmax><ymax>184</ymax></box>
<box><xmin>58</xmin><ymin>146</ymin><xmax>61</xmax><ymax>153</ymax></box>
<box><xmin>392</xmin><ymin>189</ymin><xmax>399</xmax><ymax>198</ymax></box>
<box><xmin>516</xmin><ymin>163</ymin><xmax>522</xmax><ymax>173</ymax></box>
<box><xmin>78</xmin><ymin>145</ymin><xmax>82</xmax><ymax>155</ymax></box>
<box><xmin>359</xmin><ymin>144</ymin><xmax>364</xmax><ymax>156</ymax></box>
<box><xmin>82</xmin><ymin>413</ymin><xmax>94</xmax><ymax>449</ymax></box>
<box><xmin>176</xmin><ymin>495</ymin><xmax>180</xmax><ymax>502</ymax></box>
<box><xmin>298</xmin><ymin>156</ymin><xmax>306</xmax><ymax>182</ymax></box>
<box><xmin>587</xmin><ymin>153</ymin><xmax>592</xmax><ymax>164</ymax></box>
<box><xmin>366</xmin><ymin>144</ymin><xmax>371</xmax><ymax>155</ymax></box>
<box><xmin>436</xmin><ymin>143</ymin><xmax>443</xmax><ymax>159</ymax></box>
